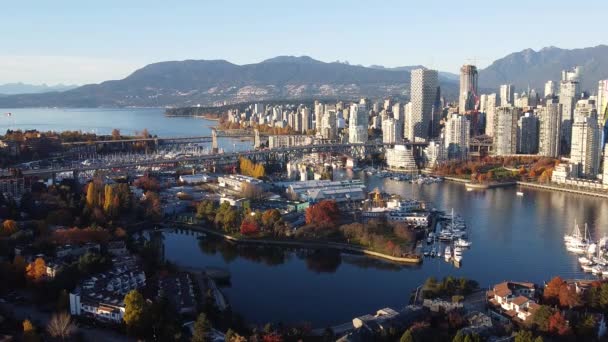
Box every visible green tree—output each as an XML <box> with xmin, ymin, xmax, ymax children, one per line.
<box><xmin>514</xmin><ymin>330</ymin><xmax>534</xmax><ymax>342</ymax></box>
<box><xmin>191</xmin><ymin>313</ymin><xmax>211</xmax><ymax>342</ymax></box>
<box><xmin>124</xmin><ymin>290</ymin><xmax>146</xmax><ymax>334</ymax></box>
<box><xmin>452</xmin><ymin>330</ymin><xmax>464</xmax><ymax>342</ymax></box>
<box><xmin>400</xmin><ymin>329</ymin><xmax>414</xmax><ymax>342</ymax></box>
<box><xmin>531</xmin><ymin>305</ymin><xmax>553</xmax><ymax>332</ymax></box>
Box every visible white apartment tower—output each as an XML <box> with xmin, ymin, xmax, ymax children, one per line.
<box><xmin>493</xmin><ymin>106</ymin><xmax>521</xmax><ymax>155</ymax></box>
<box><xmin>459</xmin><ymin>65</ymin><xmax>478</xmax><ymax>113</ymax></box>
<box><xmin>409</xmin><ymin>68</ymin><xmax>439</xmax><ymax>142</ymax></box>
<box><xmin>559</xmin><ymin>66</ymin><xmax>582</xmax><ymax>153</ymax></box>
<box><xmin>382</xmin><ymin>117</ymin><xmax>403</xmax><ymax>144</ymax></box>
<box><xmin>544</xmin><ymin>81</ymin><xmax>556</xmax><ymax>98</ymax></box>
<box><xmin>538</xmin><ymin>102</ymin><xmax>561</xmax><ymax>158</ymax></box>
<box><xmin>444</xmin><ymin>113</ymin><xmax>470</xmax><ymax>160</ymax></box>
<box><xmin>597</xmin><ymin>80</ymin><xmax>608</xmax><ymax>125</ymax></box>
<box><xmin>500</xmin><ymin>84</ymin><xmax>514</xmax><ymax>106</ymax></box>
<box><xmin>483</xmin><ymin>93</ymin><xmax>498</xmax><ymax>137</ymax></box>
<box><xmin>570</xmin><ymin>105</ymin><xmax>601</xmax><ymax>179</ymax></box>
<box><xmin>348</xmin><ymin>102</ymin><xmax>368</xmax><ymax>144</ymax></box>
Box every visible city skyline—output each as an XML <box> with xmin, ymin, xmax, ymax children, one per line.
<box><xmin>1</xmin><ymin>0</ymin><xmax>607</xmax><ymax>84</ymax></box>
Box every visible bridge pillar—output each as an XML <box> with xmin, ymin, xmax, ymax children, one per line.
<box><xmin>211</xmin><ymin>128</ymin><xmax>218</xmax><ymax>154</ymax></box>
<box><xmin>254</xmin><ymin>129</ymin><xmax>261</xmax><ymax>149</ymax></box>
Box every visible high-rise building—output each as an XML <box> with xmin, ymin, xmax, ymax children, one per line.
<box><xmin>300</xmin><ymin>107</ymin><xmax>311</xmax><ymax>132</ymax></box>
<box><xmin>570</xmin><ymin>105</ymin><xmax>601</xmax><ymax>178</ymax></box>
<box><xmin>603</xmin><ymin>144</ymin><xmax>608</xmax><ymax>189</ymax></box>
<box><xmin>459</xmin><ymin>65</ymin><xmax>478</xmax><ymax>113</ymax></box>
<box><xmin>321</xmin><ymin>108</ymin><xmax>337</xmax><ymax>140</ymax></box>
<box><xmin>386</xmin><ymin>144</ymin><xmax>417</xmax><ymax>171</ymax></box>
<box><xmin>348</xmin><ymin>102</ymin><xmax>368</xmax><ymax>144</ymax></box>
<box><xmin>500</xmin><ymin>84</ymin><xmax>514</xmax><ymax>106</ymax></box>
<box><xmin>538</xmin><ymin>101</ymin><xmax>561</xmax><ymax>158</ymax></box>
<box><xmin>597</xmin><ymin>80</ymin><xmax>608</xmax><ymax>125</ymax></box>
<box><xmin>382</xmin><ymin>117</ymin><xmax>403</xmax><ymax>144</ymax></box>
<box><xmin>403</xmin><ymin>102</ymin><xmax>413</xmax><ymax>141</ymax></box>
<box><xmin>544</xmin><ymin>81</ymin><xmax>555</xmax><ymax>98</ymax></box>
<box><xmin>444</xmin><ymin>114</ymin><xmax>470</xmax><ymax>160</ymax></box>
<box><xmin>559</xmin><ymin>67</ymin><xmax>582</xmax><ymax>154</ymax></box>
<box><xmin>314</xmin><ymin>101</ymin><xmax>324</xmax><ymax>132</ymax></box>
<box><xmin>493</xmin><ymin>106</ymin><xmax>520</xmax><ymax>155</ymax></box>
<box><xmin>409</xmin><ymin>68</ymin><xmax>439</xmax><ymax>142</ymax></box>
<box><xmin>574</xmin><ymin>99</ymin><xmax>597</xmax><ymax>122</ymax></box>
<box><xmin>517</xmin><ymin>112</ymin><xmax>539</xmax><ymax>154</ymax></box>
<box><xmin>483</xmin><ymin>94</ymin><xmax>498</xmax><ymax>137</ymax></box>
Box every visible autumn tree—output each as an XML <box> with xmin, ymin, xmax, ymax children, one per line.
<box><xmin>23</xmin><ymin>319</ymin><xmax>40</xmax><ymax>342</ymax></box>
<box><xmin>111</xmin><ymin>128</ymin><xmax>121</xmax><ymax>140</ymax></box>
<box><xmin>26</xmin><ymin>257</ymin><xmax>46</xmax><ymax>282</ymax></box>
<box><xmin>548</xmin><ymin>311</ymin><xmax>571</xmax><ymax>336</ymax></box>
<box><xmin>124</xmin><ymin>290</ymin><xmax>146</xmax><ymax>334</ymax></box>
<box><xmin>558</xmin><ymin>282</ymin><xmax>581</xmax><ymax>308</ymax></box>
<box><xmin>196</xmin><ymin>200</ymin><xmax>216</xmax><ymax>221</ymax></box>
<box><xmin>46</xmin><ymin>312</ymin><xmax>77</xmax><ymax>340</ymax></box>
<box><xmin>305</xmin><ymin>200</ymin><xmax>340</xmax><ymax>227</ymax></box>
<box><xmin>134</xmin><ymin>174</ymin><xmax>160</xmax><ymax>192</ymax></box>
<box><xmin>2</xmin><ymin>219</ymin><xmax>18</xmax><ymax>235</ymax></box>
<box><xmin>543</xmin><ymin>276</ymin><xmax>563</xmax><ymax>304</ymax></box>
<box><xmin>261</xmin><ymin>209</ymin><xmax>282</xmax><ymax>230</ymax></box>
<box><xmin>241</xmin><ymin>182</ymin><xmax>264</xmax><ymax>200</ymax></box>
<box><xmin>240</xmin><ymin>219</ymin><xmax>260</xmax><ymax>235</ymax></box>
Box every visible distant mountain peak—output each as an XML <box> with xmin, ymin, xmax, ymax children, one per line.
<box><xmin>260</xmin><ymin>55</ymin><xmax>319</xmax><ymax>64</ymax></box>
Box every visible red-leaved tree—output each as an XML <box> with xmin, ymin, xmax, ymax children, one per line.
<box><xmin>305</xmin><ymin>200</ymin><xmax>339</xmax><ymax>227</ymax></box>
<box><xmin>240</xmin><ymin>220</ymin><xmax>259</xmax><ymax>235</ymax></box>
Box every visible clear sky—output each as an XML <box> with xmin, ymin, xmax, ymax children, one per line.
<box><xmin>1</xmin><ymin>0</ymin><xmax>606</xmax><ymax>85</ymax></box>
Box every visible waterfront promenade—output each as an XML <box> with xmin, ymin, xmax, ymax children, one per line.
<box><xmin>171</xmin><ymin>222</ymin><xmax>423</xmax><ymax>264</ymax></box>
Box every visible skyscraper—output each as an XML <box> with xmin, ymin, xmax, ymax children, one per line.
<box><xmin>409</xmin><ymin>68</ymin><xmax>439</xmax><ymax>142</ymax></box>
<box><xmin>483</xmin><ymin>94</ymin><xmax>497</xmax><ymax>137</ymax></box>
<box><xmin>559</xmin><ymin>66</ymin><xmax>581</xmax><ymax>154</ymax></box>
<box><xmin>597</xmin><ymin>80</ymin><xmax>608</xmax><ymax>125</ymax></box>
<box><xmin>314</xmin><ymin>101</ymin><xmax>324</xmax><ymax>132</ymax></box>
<box><xmin>493</xmin><ymin>106</ymin><xmax>520</xmax><ymax>155</ymax></box>
<box><xmin>570</xmin><ymin>102</ymin><xmax>601</xmax><ymax>178</ymax></box>
<box><xmin>382</xmin><ymin>117</ymin><xmax>402</xmax><ymax>144</ymax></box>
<box><xmin>500</xmin><ymin>84</ymin><xmax>514</xmax><ymax>106</ymax></box>
<box><xmin>300</xmin><ymin>107</ymin><xmax>311</xmax><ymax>132</ymax></box>
<box><xmin>348</xmin><ymin>102</ymin><xmax>368</xmax><ymax>143</ymax></box>
<box><xmin>544</xmin><ymin>81</ymin><xmax>556</xmax><ymax>98</ymax></box>
<box><xmin>517</xmin><ymin>112</ymin><xmax>539</xmax><ymax>154</ymax></box>
<box><xmin>538</xmin><ymin>101</ymin><xmax>561</xmax><ymax>158</ymax></box>
<box><xmin>444</xmin><ymin>113</ymin><xmax>470</xmax><ymax>160</ymax></box>
<box><xmin>321</xmin><ymin>107</ymin><xmax>337</xmax><ymax>140</ymax></box>
<box><xmin>459</xmin><ymin>65</ymin><xmax>478</xmax><ymax>113</ymax></box>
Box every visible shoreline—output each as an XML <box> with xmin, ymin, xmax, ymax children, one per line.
<box><xmin>439</xmin><ymin>174</ymin><xmax>608</xmax><ymax>198</ymax></box>
<box><xmin>171</xmin><ymin>222</ymin><xmax>423</xmax><ymax>264</ymax></box>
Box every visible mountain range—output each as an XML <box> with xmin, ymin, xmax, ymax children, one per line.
<box><xmin>0</xmin><ymin>45</ymin><xmax>607</xmax><ymax>108</ymax></box>
<box><xmin>478</xmin><ymin>45</ymin><xmax>608</xmax><ymax>92</ymax></box>
<box><xmin>0</xmin><ymin>83</ymin><xmax>78</xmax><ymax>95</ymax></box>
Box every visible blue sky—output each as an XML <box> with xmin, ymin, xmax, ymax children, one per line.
<box><xmin>1</xmin><ymin>0</ymin><xmax>606</xmax><ymax>84</ymax></box>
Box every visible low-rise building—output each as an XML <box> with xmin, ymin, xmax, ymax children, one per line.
<box><xmin>56</xmin><ymin>243</ymin><xmax>101</xmax><ymax>259</ymax></box>
<box><xmin>218</xmin><ymin>174</ymin><xmax>263</xmax><ymax>192</ymax></box>
<box><xmin>69</xmin><ymin>259</ymin><xmax>146</xmax><ymax>323</ymax></box>
<box><xmin>487</xmin><ymin>281</ymin><xmax>538</xmax><ymax>323</ymax></box>
<box><xmin>286</xmin><ymin>179</ymin><xmax>366</xmax><ymax>204</ymax></box>
<box><xmin>179</xmin><ymin>174</ymin><xmax>211</xmax><ymax>184</ymax></box>
<box><xmin>158</xmin><ymin>273</ymin><xmax>197</xmax><ymax>314</ymax></box>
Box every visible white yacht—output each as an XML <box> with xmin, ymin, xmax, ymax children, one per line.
<box><xmin>444</xmin><ymin>246</ymin><xmax>452</xmax><ymax>261</ymax></box>
<box><xmin>582</xmin><ymin>264</ymin><xmax>595</xmax><ymax>272</ymax></box>
<box><xmin>454</xmin><ymin>239</ymin><xmax>472</xmax><ymax>248</ymax></box>
<box><xmin>564</xmin><ymin>221</ymin><xmax>583</xmax><ymax>244</ymax></box>
<box><xmin>579</xmin><ymin>256</ymin><xmax>593</xmax><ymax>265</ymax></box>
<box><xmin>453</xmin><ymin>247</ymin><xmax>463</xmax><ymax>262</ymax></box>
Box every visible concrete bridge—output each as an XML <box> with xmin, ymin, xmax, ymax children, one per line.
<box><xmin>22</xmin><ymin>141</ymin><xmax>428</xmax><ymax>177</ymax></box>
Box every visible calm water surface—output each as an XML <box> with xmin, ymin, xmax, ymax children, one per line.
<box><xmin>0</xmin><ymin>108</ymin><xmax>253</xmax><ymax>150</ymax></box>
<box><xmin>160</xmin><ymin>176</ymin><xmax>608</xmax><ymax>327</ymax></box>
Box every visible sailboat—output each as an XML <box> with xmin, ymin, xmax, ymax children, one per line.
<box><xmin>566</xmin><ymin>223</ymin><xmax>589</xmax><ymax>254</ymax></box>
<box><xmin>564</xmin><ymin>220</ymin><xmax>582</xmax><ymax>244</ymax></box>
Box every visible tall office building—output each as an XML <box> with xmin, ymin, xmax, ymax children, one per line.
<box><xmin>517</xmin><ymin>112</ymin><xmax>539</xmax><ymax>154</ymax></box>
<box><xmin>444</xmin><ymin>113</ymin><xmax>470</xmax><ymax>160</ymax></box>
<box><xmin>538</xmin><ymin>101</ymin><xmax>561</xmax><ymax>158</ymax></box>
<box><xmin>570</xmin><ymin>105</ymin><xmax>601</xmax><ymax>178</ymax></box>
<box><xmin>409</xmin><ymin>68</ymin><xmax>439</xmax><ymax>142</ymax></box>
<box><xmin>403</xmin><ymin>102</ymin><xmax>413</xmax><ymax>141</ymax></box>
<box><xmin>559</xmin><ymin>66</ymin><xmax>582</xmax><ymax>154</ymax></box>
<box><xmin>459</xmin><ymin>65</ymin><xmax>478</xmax><ymax>113</ymax></box>
<box><xmin>348</xmin><ymin>102</ymin><xmax>368</xmax><ymax>143</ymax></box>
<box><xmin>382</xmin><ymin>117</ymin><xmax>403</xmax><ymax>144</ymax></box>
<box><xmin>493</xmin><ymin>106</ymin><xmax>520</xmax><ymax>155</ymax></box>
<box><xmin>483</xmin><ymin>94</ymin><xmax>498</xmax><ymax>137</ymax></box>
<box><xmin>500</xmin><ymin>84</ymin><xmax>514</xmax><ymax>106</ymax></box>
<box><xmin>300</xmin><ymin>107</ymin><xmax>311</xmax><ymax>132</ymax></box>
<box><xmin>597</xmin><ymin>80</ymin><xmax>608</xmax><ymax>125</ymax></box>
<box><xmin>544</xmin><ymin>81</ymin><xmax>556</xmax><ymax>98</ymax></box>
